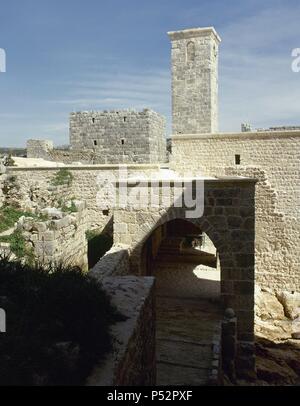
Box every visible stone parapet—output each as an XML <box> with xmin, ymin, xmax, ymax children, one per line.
<box><xmin>87</xmin><ymin>276</ymin><xmax>156</xmax><ymax>386</ymax></box>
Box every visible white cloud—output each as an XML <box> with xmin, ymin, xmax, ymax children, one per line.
<box><xmin>3</xmin><ymin>2</ymin><xmax>297</xmax><ymax>147</ymax></box>
<box><xmin>49</xmin><ymin>4</ymin><xmax>300</xmax><ymax>135</ymax></box>
<box><xmin>47</xmin><ymin>68</ymin><xmax>172</xmax><ymax>132</ymax></box>
<box><xmin>219</xmin><ymin>4</ymin><xmax>300</xmax><ymax>131</ymax></box>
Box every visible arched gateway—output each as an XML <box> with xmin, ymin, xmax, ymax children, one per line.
<box><xmin>114</xmin><ymin>177</ymin><xmax>257</xmax><ymax>378</ymax></box>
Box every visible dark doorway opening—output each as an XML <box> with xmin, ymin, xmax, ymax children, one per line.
<box><xmin>86</xmin><ymin>231</ymin><xmax>113</xmax><ymax>269</ymax></box>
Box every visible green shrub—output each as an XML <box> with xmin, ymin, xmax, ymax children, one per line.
<box><xmin>0</xmin><ymin>206</ymin><xmax>48</xmax><ymax>233</ymax></box>
<box><xmin>6</xmin><ymin>154</ymin><xmax>16</xmax><ymax>167</ymax></box>
<box><xmin>2</xmin><ymin>175</ymin><xmax>20</xmax><ymax>197</ymax></box>
<box><xmin>0</xmin><ymin>206</ymin><xmax>34</xmax><ymax>233</ymax></box>
<box><xmin>61</xmin><ymin>200</ymin><xmax>78</xmax><ymax>214</ymax></box>
<box><xmin>86</xmin><ymin>231</ymin><xmax>113</xmax><ymax>269</ymax></box>
<box><xmin>0</xmin><ymin>259</ymin><xmax>125</xmax><ymax>386</ymax></box>
<box><xmin>51</xmin><ymin>169</ymin><xmax>73</xmax><ymax>187</ymax></box>
<box><xmin>0</xmin><ymin>230</ymin><xmax>35</xmax><ymax>264</ymax></box>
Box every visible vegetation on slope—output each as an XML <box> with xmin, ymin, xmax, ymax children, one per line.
<box><xmin>51</xmin><ymin>169</ymin><xmax>74</xmax><ymax>187</ymax></box>
<box><xmin>0</xmin><ymin>230</ymin><xmax>34</xmax><ymax>262</ymax></box>
<box><xmin>0</xmin><ymin>258</ymin><xmax>124</xmax><ymax>386</ymax></box>
<box><xmin>0</xmin><ymin>206</ymin><xmax>42</xmax><ymax>233</ymax></box>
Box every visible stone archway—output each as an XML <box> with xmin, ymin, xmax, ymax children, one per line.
<box><xmin>114</xmin><ymin>178</ymin><xmax>256</xmax><ymax>378</ymax></box>
<box><xmin>141</xmin><ymin>218</ymin><xmax>221</xmax><ymax>385</ymax></box>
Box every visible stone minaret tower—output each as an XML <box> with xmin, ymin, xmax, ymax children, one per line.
<box><xmin>168</xmin><ymin>27</ymin><xmax>221</xmax><ymax>134</ymax></box>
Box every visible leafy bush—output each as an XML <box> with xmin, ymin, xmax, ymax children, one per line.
<box><xmin>0</xmin><ymin>206</ymin><xmax>35</xmax><ymax>233</ymax></box>
<box><xmin>0</xmin><ymin>230</ymin><xmax>34</xmax><ymax>262</ymax></box>
<box><xmin>86</xmin><ymin>231</ymin><xmax>113</xmax><ymax>269</ymax></box>
<box><xmin>60</xmin><ymin>200</ymin><xmax>78</xmax><ymax>214</ymax></box>
<box><xmin>0</xmin><ymin>259</ymin><xmax>124</xmax><ymax>386</ymax></box>
<box><xmin>51</xmin><ymin>169</ymin><xmax>73</xmax><ymax>187</ymax></box>
<box><xmin>6</xmin><ymin>154</ymin><xmax>16</xmax><ymax>167</ymax></box>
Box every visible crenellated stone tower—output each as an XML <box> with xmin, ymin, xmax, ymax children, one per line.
<box><xmin>168</xmin><ymin>27</ymin><xmax>221</xmax><ymax>134</ymax></box>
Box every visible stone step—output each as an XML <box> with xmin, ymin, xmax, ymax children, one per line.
<box><xmin>157</xmin><ymin>362</ymin><xmax>209</xmax><ymax>386</ymax></box>
<box><xmin>157</xmin><ymin>339</ymin><xmax>212</xmax><ymax>368</ymax></box>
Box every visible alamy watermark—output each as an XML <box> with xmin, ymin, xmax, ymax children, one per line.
<box><xmin>0</xmin><ymin>308</ymin><xmax>6</xmax><ymax>333</ymax></box>
<box><xmin>291</xmin><ymin>48</ymin><xmax>300</xmax><ymax>73</ymax></box>
<box><xmin>96</xmin><ymin>167</ymin><xmax>205</xmax><ymax>219</ymax></box>
<box><xmin>0</xmin><ymin>48</ymin><xmax>6</xmax><ymax>73</ymax></box>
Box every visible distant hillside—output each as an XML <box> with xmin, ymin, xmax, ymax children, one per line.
<box><xmin>0</xmin><ymin>148</ymin><xmax>27</xmax><ymax>157</ymax></box>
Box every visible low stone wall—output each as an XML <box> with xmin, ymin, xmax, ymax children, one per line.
<box><xmin>86</xmin><ymin>276</ymin><xmax>156</xmax><ymax>386</ymax></box>
<box><xmin>89</xmin><ymin>246</ymin><xmax>130</xmax><ymax>281</ymax></box>
<box><xmin>18</xmin><ymin>203</ymin><xmax>88</xmax><ymax>269</ymax></box>
<box><xmin>6</xmin><ymin>164</ymin><xmax>162</xmax><ymax>232</ymax></box>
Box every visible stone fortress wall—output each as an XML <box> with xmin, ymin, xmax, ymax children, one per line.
<box><xmin>27</xmin><ymin>109</ymin><xmax>167</xmax><ymax>165</ymax></box>
<box><xmin>6</xmin><ymin>164</ymin><xmax>162</xmax><ymax>233</ymax></box>
<box><xmin>2</xmin><ymin>25</ymin><xmax>300</xmax><ymax>382</ymax></box>
<box><xmin>70</xmin><ymin>109</ymin><xmax>166</xmax><ymax>164</ymax></box>
<box><xmin>170</xmin><ymin>130</ymin><xmax>300</xmax><ymax>292</ymax></box>
<box><xmin>10</xmin><ymin>25</ymin><xmax>300</xmax><ymax>298</ymax></box>
<box><xmin>167</xmin><ymin>26</ymin><xmax>300</xmax><ymax>293</ymax></box>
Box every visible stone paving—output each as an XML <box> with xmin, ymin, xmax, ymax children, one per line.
<box><xmin>154</xmin><ymin>252</ymin><xmax>222</xmax><ymax>386</ymax></box>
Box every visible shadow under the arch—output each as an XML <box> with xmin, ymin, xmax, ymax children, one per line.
<box><xmin>152</xmin><ymin>241</ymin><xmax>222</xmax><ymax>385</ymax></box>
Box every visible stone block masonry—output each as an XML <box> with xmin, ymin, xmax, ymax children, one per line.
<box><xmin>170</xmin><ymin>130</ymin><xmax>300</xmax><ymax>292</ymax></box>
<box><xmin>113</xmin><ymin>178</ymin><xmax>256</xmax><ymax>378</ymax></box>
<box><xmin>168</xmin><ymin>27</ymin><xmax>221</xmax><ymax>134</ymax></box>
<box><xmin>18</xmin><ymin>202</ymin><xmax>88</xmax><ymax>270</ymax></box>
<box><xmin>70</xmin><ymin>109</ymin><xmax>167</xmax><ymax>164</ymax></box>
<box><xmin>89</xmin><ymin>246</ymin><xmax>130</xmax><ymax>281</ymax></box>
<box><xmin>6</xmin><ymin>164</ymin><xmax>162</xmax><ymax>233</ymax></box>
<box><xmin>87</xmin><ymin>276</ymin><xmax>156</xmax><ymax>386</ymax></box>
<box><xmin>27</xmin><ymin>139</ymin><xmax>54</xmax><ymax>160</ymax></box>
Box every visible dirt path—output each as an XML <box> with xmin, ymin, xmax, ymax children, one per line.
<box><xmin>154</xmin><ymin>257</ymin><xmax>222</xmax><ymax>386</ymax></box>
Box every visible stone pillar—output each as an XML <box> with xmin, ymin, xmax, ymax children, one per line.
<box><xmin>168</xmin><ymin>27</ymin><xmax>221</xmax><ymax>135</ymax></box>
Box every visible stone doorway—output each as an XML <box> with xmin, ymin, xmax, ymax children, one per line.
<box><xmin>142</xmin><ymin>219</ymin><xmax>222</xmax><ymax>385</ymax></box>
<box><xmin>114</xmin><ymin>178</ymin><xmax>256</xmax><ymax>378</ymax></box>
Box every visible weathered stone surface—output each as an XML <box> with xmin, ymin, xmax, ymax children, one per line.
<box><xmin>87</xmin><ymin>276</ymin><xmax>155</xmax><ymax>386</ymax></box>
<box><xmin>170</xmin><ymin>133</ymin><xmax>300</xmax><ymax>293</ymax></box>
<box><xmin>69</xmin><ymin>109</ymin><xmax>166</xmax><ymax>164</ymax></box>
<box><xmin>17</xmin><ymin>204</ymin><xmax>88</xmax><ymax>270</ymax></box>
<box><xmin>254</xmin><ymin>338</ymin><xmax>300</xmax><ymax>385</ymax></box>
<box><xmin>169</xmin><ymin>27</ymin><xmax>220</xmax><ymax>134</ymax></box>
<box><xmin>89</xmin><ymin>246</ymin><xmax>130</xmax><ymax>281</ymax></box>
<box><xmin>277</xmin><ymin>291</ymin><xmax>300</xmax><ymax>320</ymax></box>
<box><xmin>41</xmin><ymin>207</ymin><xmax>63</xmax><ymax>220</ymax></box>
<box><xmin>255</xmin><ymin>287</ymin><xmax>286</xmax><ymax>321</ymax></box>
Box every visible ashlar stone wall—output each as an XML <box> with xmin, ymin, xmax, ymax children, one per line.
<box><xmin>70</xmin><ymin>109</ymin><xmax>166</xmax><ymax>164</ymax></box>
<box><xmin>113</xmin><ymin>178</ymin><xmax>256</xmax><ymax>377</ymax></box>
<box><xmin>170</xmin><ymin>130</ymin><xmax>300</xmax><ymax>291</ymax></box>
<box><xmin>27</xmin><ymin>139</ymin><xmax>54</xmax><ymax>160</ymax></box>
<box><xmin>87</xmin><ymin>276</ymin><xmax>156</xmax><ymax>386</ymax></box>
<box><xmin>168</xmin><ymin>27</ymin><xmax>221</xmax><ymax>134</ymax></box>
<box><xmin>18</xmin><ymin>203</ymin><xmax>88</xmax><ymax>270</ymax></box>
<box><xmin>7</xmin><ymin>164</ymin><xmax>162</xmax><ymax>233</ymax></box>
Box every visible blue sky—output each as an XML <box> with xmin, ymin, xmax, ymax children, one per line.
<box><xmin>0</xmin><ymin>0</ymin><xmax>300</xmax><ymax>147</ymax></box>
